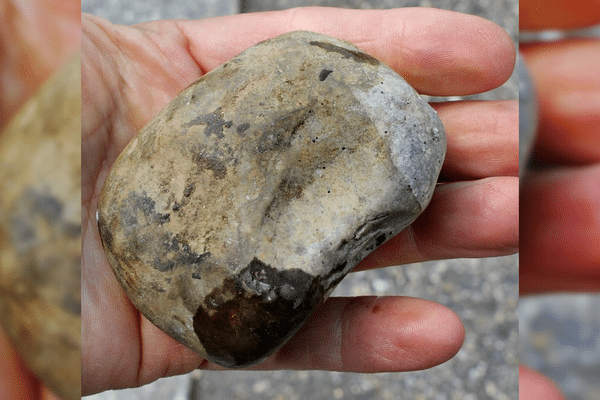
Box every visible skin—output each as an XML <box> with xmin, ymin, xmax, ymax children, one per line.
<box><xmin>519</xmin><ymin>1</ymin><xmax>600</xmax><ymax>398</ymax></box>
<box><xmin>0</xmin><ymin>1</ymin><xmax>79</xmax><ymax>399</ymax></box>
<box><xmin>82</xmin><ymin>7</ymin><xmax>517</xmax><ymax>395</ymax></box>
<box><xmin>0</xmin><ymin>329</ymin><xmax>60</xmax><ymax>400</ymax></box>
<box><xmin>0</xmin><ymin>0</ymin><xmax>80</xmax><ymax>131</ymax></box>
<box><xmin>520</xmin><ymin>0</ymin><xmax>600</xmax><ymax>30</ymax></box>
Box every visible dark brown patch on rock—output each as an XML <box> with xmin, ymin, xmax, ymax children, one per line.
<box><xmin>193</xmin><ymin>259</ymin><xmax>321</xmax><ymax>367</ymax></box>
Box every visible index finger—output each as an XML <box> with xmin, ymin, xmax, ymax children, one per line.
<box><xmin>175</xmin><ymin>7</ymin><xmax>515</xmax><ymax>96</ymax></box>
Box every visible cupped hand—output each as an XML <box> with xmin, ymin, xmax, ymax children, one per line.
<box><xmin>81</xmin><ymin>7</ymin><xmax>517</xmax><ymax>395</ymax></box>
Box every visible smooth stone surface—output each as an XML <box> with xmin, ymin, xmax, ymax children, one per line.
<box><xmin>97</xmin><ymin>31</ymin><xmax>446</xmax><ymax>368</ymax></box>
<box><xmin>0</xmin><ymin>51</ymin><xmax>81</xmax><ymax>400</ymax></box>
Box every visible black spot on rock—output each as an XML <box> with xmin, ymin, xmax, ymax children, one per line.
<box><xmin>193</xmin><ymin>258</ymin><xmax>322</xmax><ymax>367</ymax></box>
<box><xmin>34</xmin><ymin>193</ymin><xmax>64</xmax><ymax>222</ymax></box>
<box><xmin>237</xmin><ymin>122</ymin><xmax>250</xmax><ymax>134</ymax></box>
<box><xmin>8</xmin><ymin>189</ymin><xmax>80</xmax><ymax>251</ymax></box>
<box><xmin>120</xmin><ymin>191</ymin><xmax>170</xmax><ymax>231</ymax></box>
<box><xmin>152</xmin><ymin>233</ymin><xmax>210</xmax><ymax>272</ymax></box>
<box><xmin>318</xmin><ymin>69</ymin><xmax>333</xmax><ymax>81</ymax></box>
<box><xmin>185</xmin><ymin>107</ymin><xmax>232</xmax><ymax>139</ymax></box>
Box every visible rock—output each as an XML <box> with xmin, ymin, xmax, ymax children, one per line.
<box><xmin>0</xmin><ymin>51</ymin><xmax>81</xmax><ymax>400</ymax></box>
<box><xmin>97</xmin><ymin>31</ymin><xmax>446</xmax><ymax>368</ymax></box>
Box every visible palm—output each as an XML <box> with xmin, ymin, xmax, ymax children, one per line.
<box><xmin>81</xmin><ymin>8</ymin><xmax>518</xmax><ymax>395</ymax></box>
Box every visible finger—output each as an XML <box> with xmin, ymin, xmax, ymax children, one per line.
<box><xmin>521</xmin><ymin>40</ymin><xmax>600</xmax><ymax>165</ymax></box>
<box><xmin>433</xmin><ymin>100</ymin><xmax>518</xmax><ymax>180</ymax></box>
<box><xmin>0</xmin><ymin>0</ymin><xmax>81</xmax><ymax>129</ymax></box>
<box><xmin>41</xmin><ymin>389</ymin><xmax>62</xmax><ymax>400</ymax></box>
<box><xmin>96</xmin><ymin>298</ymin><xmax>463</xmax><ymax>385</ymax></box>
<box><xmin>83</xmin><ymin>211</ymin><xmax>204</xmax><ymax>395</ymax></box>
<box><xmin>81</xmin><ymin>8</ymin><xmax>514</xmax><ymax>173</ymax></box>
<box><xmin>82</xmin><ymin>215</ymin><xmax>141</xmax><ymax>395</ymax></box>
<box><xmin>0</xmin><ymin>328</ymin><xmax>37</xmax><ymax>399</ymax></box>
<box><xmin>357</xmin><ymin>176</ymin><xmax>518</xmax><ymax>270</ymax></box>
<box><xmin>201</xmin><ymin>296</ymin><xmax>464</xmax><ymax>372</ymax></box>
<box><xmin>520</xmin><ymin>0</ymin><xmax>600</xmax><ymax>30</ymax></box>
<box><xmin>519</xmin><ymin>365</ymin><xmax>564</xmax><ymax>400</ymax></box>
<box><xmin>137</xmin><ymin>316</ymin><xmax>204</xmax><ymax>387</ymax></box>
<box><xmin>176</xmin><ymin>7</ymin><xmax>515</xmax><ymax>96</ymax></box>
<box><xmin>521</xmin><ymin>269</ymin><xmax>600</xmax><ymax>294</ymax></box>
<box><xmin>520</xmin><ymin>164</ymin><xmax>600</xmax><ymax>294</ymax></box>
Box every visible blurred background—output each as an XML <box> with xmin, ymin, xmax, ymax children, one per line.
<box><xmin>519</xmin><ymin>16</ymin><xmax>600</xmax><ymax>400</ymax></box>
<box><xmin>81</xmin><ymin>0</ymin><xmax>519</xmax><ymax>399</ymax></box>
<box><xmin>520</xmin><ymin>295</ymin><xmax>600</xmax><ymax>400</ymax></box>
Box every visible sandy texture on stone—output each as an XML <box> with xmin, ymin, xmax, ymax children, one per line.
<box><xmin>98</xmin><ymin>31</ymin><xmax>445</xmax><ymax>368</ymax></box>
<box><xmin>0</xmin><ymin>51</ymin><xmax>82</xmax><ymax>400</ymax></box>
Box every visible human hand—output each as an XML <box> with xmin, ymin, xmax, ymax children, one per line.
<box><xmin>0</xmin><ymin>0</ymin><xmax>80</xmax><ymax>130</ymax></box>
<box><xmin>81</xmin><ymin>7</ymin><xmax>517</xmax><ymax>395</ymax></box>
<box><xmin>519</xmin><ymin>1</ymin><xmax>600</xmax><ymax>399</ymax></box>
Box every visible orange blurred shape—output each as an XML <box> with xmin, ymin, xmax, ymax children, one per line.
<box><xmin>520</xmin><ymin>0</ymin><xmax>600</xmax><ymax>30</ymax></box>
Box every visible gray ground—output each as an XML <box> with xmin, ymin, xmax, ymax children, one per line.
<box><xmin>520</xmin><ymin>295</ymin><xmax>600</xmax><ymax>400</ymax></box>
<box><xmin>81</xmin><ymin>1</ymin><xmax>520</xmax><ymax>399</ymax></box>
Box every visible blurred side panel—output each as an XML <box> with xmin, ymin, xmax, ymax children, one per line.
<box><xmin>0</xmin><ymin>50</ymin><xmax>81</xmax><ymax>400</ymax></box>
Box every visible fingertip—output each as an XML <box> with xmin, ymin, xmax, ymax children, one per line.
<box><xmin>182</xmin><ymin>7</ymin><xmax>515</xmax><ymax>96</ymax></box>
<box><xmin>371</xmin><ymin>9</ymin><xmax>516</xmax><ymax>96</ymax></box>
<box><xmin>521</xmin><ymin>40</ymin><xmax>600</xmax><ymax>165</ymax></box>
<box><xmin>337</xmin><ymin>296</ymin><xmax>465</xmax><ymax>371</ymax></box>
<box><xmin>416</xmin><ymin>177</ymin><xmax>519</xmax><ymax>258</ymax></box>
<box><xmin>377</xmin><ymin>297</ymin><xmax>465</xmax><ymax>369</ymax></box>
<box><xmin>266</xmin><ymin>296</ymin><xmax>464</xmax><ymax>373</ymax></box>
<box><xmin>519</xmin><ymin>365</ymin><xmax>564</xmax><ymax>400</ymax></box>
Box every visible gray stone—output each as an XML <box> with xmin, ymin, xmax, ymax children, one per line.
<box><xmin>97</xmin><ymin>31</ymin><xmax>446</xmax><ymax>368</ymax></box>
